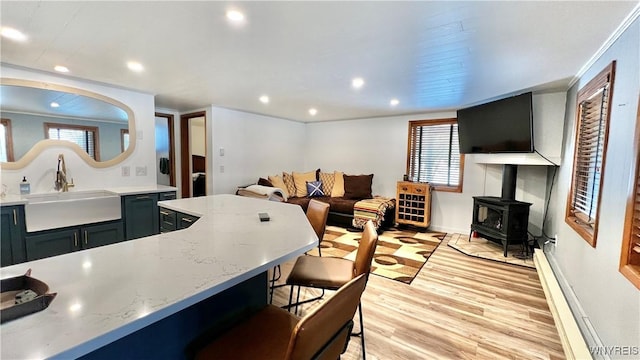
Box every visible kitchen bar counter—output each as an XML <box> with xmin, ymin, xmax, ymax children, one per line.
<box><xmin>0</xmin><ymin>194</ymin><xmax>316</xmax><ymax>359</ymax></box>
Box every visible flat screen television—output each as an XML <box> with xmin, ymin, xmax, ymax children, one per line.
<box><xmin>457</xmin><ymin>92</ymin><xmax>533</xmax><ymax>154</ymax></box>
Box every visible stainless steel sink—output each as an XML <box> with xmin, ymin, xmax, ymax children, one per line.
<box><xmin>24</xmin><ymin>190</ymin><xmax>121</xmax><ymax>232</ymax></box>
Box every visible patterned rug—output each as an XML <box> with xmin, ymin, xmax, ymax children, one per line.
<box><xmin>310</xmin><ymin>225</ymin><xmax>446</xmax><ymax>284</ymax></box>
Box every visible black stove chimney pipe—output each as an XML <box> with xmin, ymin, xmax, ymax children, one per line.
<box><xmin>501</xmin><ymin>164</ymin><xmax>517</xmax><ymax>201</ymax></box>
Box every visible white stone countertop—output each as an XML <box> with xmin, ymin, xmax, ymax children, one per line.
<box><xmin>0</xmin><ymin>194</ymin><xmax>28</xmax><ymax>206</ymax></box>
<box><xmin>0</xmin><ymin>194</ymin><xmax>317</xmax><ymax>359</ymax></box>
<box><xmin>0</xmin><ymin>185</ymin><xmax>177</xmax><ymax>206</ymax></box>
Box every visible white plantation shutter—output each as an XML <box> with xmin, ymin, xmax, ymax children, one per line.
<box><xmin>408</xmin><ymin>119</ymin><xmax>463</xmax><ymax>190</ymax></box>
<box><xmin>45</xmin><ymin>123</ymin><xmax>98</xmax><ymax>160</ymax></box>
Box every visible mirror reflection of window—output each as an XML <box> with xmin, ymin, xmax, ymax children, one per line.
<box><xmin>45</xmin><ymin>122</ymin><xmax>99</xmax><ymax>160</ymax></box>
<box><xmin>121</xmin><ymin>129</ymin><xmax>129</xmax><ymax>152</ymax></box>
<box><xmin>0</xmin><ymin>119</ymin><xmax>15</xmax><ymax>162</ymax></box>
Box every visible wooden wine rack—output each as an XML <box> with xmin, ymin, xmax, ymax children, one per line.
<box><xmin>395</xmin><ymin>181</ymin><xmax>431</xmax><ymax>228</ymax></box>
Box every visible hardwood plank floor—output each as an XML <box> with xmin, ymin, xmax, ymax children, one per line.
<box><xmin>271</xmin><ymin>233</ymin><xmax>565</xmax><ymax>360</ymax></box>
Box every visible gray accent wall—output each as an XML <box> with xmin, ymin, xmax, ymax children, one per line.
<box><xmin>546</xmin><ymin>17</ymin><xmax>640</xmax><ymax>358</ymax></box>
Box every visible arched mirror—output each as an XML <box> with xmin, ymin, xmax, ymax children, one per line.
<box><xmin>0</xmin><ymin>78</ymin><xmax>136</xmax><ymax>170</ymax></box>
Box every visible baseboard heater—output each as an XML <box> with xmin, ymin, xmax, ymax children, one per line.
<box><xmin>534</xmin><ymin>249</ymin><xmax>592</xmax><ymax>360</ymax></box>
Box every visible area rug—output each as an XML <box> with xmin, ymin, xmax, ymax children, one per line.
<box><xmin>312</xmin><ymin>225</ymin><xmax>446</xmax><ymax>284</ymax></box>
<box><xmin>447</xmin><ymin>233</ymin><xmax>535</xmax><ymax>269</ymax></box>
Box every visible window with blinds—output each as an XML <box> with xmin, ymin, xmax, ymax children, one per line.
<box><xmin>620</xmin><ymin>94</ymin><xmax>640</xmax><ymax>290</ymax></box>
<box><xmin>0</xmin><ymin>119</ymin><xmax>15</xmax><ymax>162</ymax></box>
<box><xmin>565</xmin><ymin>61</ymin><xmax>615</xmax><ymax>247</ymax></box>
<box><xmin>44</xmin><ymin>122</ymin><xmax>100</xmax><ymax>161</ymax></box>
<box><xmin>407</xmin><ymin>118</ymin><xmax>464</xmax><ymax>192</ymax></box>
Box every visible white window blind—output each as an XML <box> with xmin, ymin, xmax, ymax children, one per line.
<box><xmin>571</xmin><ymin>85</ymin><xmax>609</xmax><ymax>224</ymax></box>
<box><xmin>46</xmin><ymin>124</ymin><xmax>97</xmax><ymax>160</ymax></box>
<box><xmin>408</xmin><ymin>119</ymin><xmax>462</xmax><ymax>190</ymax></box>
<box><xmin>566</xmin><ymin>61</ymin><xmax>615</xmax><ymax>247</ymax></box>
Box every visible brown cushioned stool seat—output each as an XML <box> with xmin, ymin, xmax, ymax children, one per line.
<box><xmin>194</xmin><ymin>274</ymin><xmax>367</xmax><ymax>360</ymax></box>
<box><xmin>287</xmin><ymin>256</ymin><xmax>355</xmax><ymax>290</ymax></box>
<box><xmin>195</xmin><ymin>305</ymin><xmax>298</xmax><ymax>360</ymax></box>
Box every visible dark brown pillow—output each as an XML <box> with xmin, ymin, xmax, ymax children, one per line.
<box><xmin>343</xmin><ymin>174</ymin><xmax>373</xmax><ymax>200</ymax></box>
<box><xmin>257</xmin><ymin>177</ymin><xmax>273</xmax><ymax>187</ymax></box>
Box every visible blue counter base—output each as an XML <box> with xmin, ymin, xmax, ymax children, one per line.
<box><xmin>79</xmin><ymin>272</ymin><xmax>267</xmax><ymax>360</ymax></box>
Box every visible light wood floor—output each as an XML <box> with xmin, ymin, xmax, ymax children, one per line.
<box><xmin>271</xmin><ymin>234</ymin><xmax>565</xmax><ymax>360</ymax></box>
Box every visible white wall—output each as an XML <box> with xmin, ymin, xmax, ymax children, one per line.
<box><xmin>1</xmin><ymin>66</ymin><xmax>157</xmax><ymax>194</ymax></box>
<box><xmin>190</xmin><ymin>117</ymin><xmax>206</xmax><ymax>157</ymax></box>
<box><xmin>548</xmin><ymin>17</ymin><xmax>640</xmax><ymax>352</ymax></box>
<box><xmin>209</xmin><ymin>107</ymin><xmax>306</xmax><ymax>195</ymax></box>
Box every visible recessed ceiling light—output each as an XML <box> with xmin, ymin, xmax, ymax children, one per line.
<box><xmin>309</xmin><ymin>108</ymin><xmax>318</xmax><ymax>116</ymax></box>
<box><xmin>259</xmin><ymin>95</ymin><xmax>269</xmax><ymax>104</ymax></box>
<box><xmin>127</xmin><ymin>61</ymin><xmax>144</xmax><ymax>72</ymax></box>
<box><xmin>54</xmin><ymin>65</ymin><xmax>69</xmax><ymax>73</ymax></box>
<box><xmin>226</xmin><ymin>10</ymin><xmax>245</xmax><ymax>22</ymax></box>
<box><xmin>390</xmin><ymin>98</ymin><xmax>400</xmax><ymax>106</ymax></box>
<box><xmin>50</xmin><ymin>102</ymin><xmax>60</xmax><ymax>108</ymax></box>
<box><xmin>352</xmin><ymin>77</ymin><xmax>365</xmax><ymax>89</ymax></box>
<box><xmin>0</xmin><ymin>27</ymin><xmax>27</xmax><ymax>42</ymax></box>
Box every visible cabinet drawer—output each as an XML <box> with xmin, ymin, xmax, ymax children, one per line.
<box><xmin>160</xmin><ymin>207</ymin><xmax>177</xmax><ymax>232</ymax></box>
<box><xmin>178</xmin><ymin>213</ymin><xmax>199</xmax><ymax>230</ymax></box>
<box><xmin>159</xmin><ymin>192</ymin><xmax>177</xmax><ymax>201</ymax></box>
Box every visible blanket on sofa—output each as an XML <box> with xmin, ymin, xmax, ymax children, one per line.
<box><xmin>352</xmin><ymin>196</ymin><xmax>396</xmax><ymax>230</ymax></box>
<box><xmin>236</xmin><ymin>185</ymin><xmax>287</xmax><ymax>201</ymax></box>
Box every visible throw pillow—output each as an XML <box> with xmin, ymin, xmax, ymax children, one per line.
<box><xmin>257</xmin><ymin>177</ymin><xmax>273</xmax><ymax>187</ymax></box>
<box><xmin>268</xmin><ymin>175</ymin><xmax>289</xmax><ymax>198</ymax></box>
<box><xmin>293</xmin><ymin>170</ymin><xmax>317</xmax><ymax>197</ymax></box>
<box><xmin>318</xmin><ymin>171</ymin><xmax>335</xmax><ymax>195</ymax></box>
<box><xmin>282</xmin><ymin>172</ymin><xmax>297</xmax><ymax>197</ymax></box>
<box><xmin>331</xmin><ymin>171</ymin><xmax>345</xmax><ymax>197</ymax></box>
<box><xmin>306</xmin><ymin>181</ymin><xmax>324</xmax><ymax>197</ymax></box>
<box><xmin>343</xmin><ymin>174</ymin><xmax>373</xmax><ymax>200</ymax></box>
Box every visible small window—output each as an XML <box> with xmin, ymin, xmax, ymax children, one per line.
<box><xmin>121</xmin><ymin>129</ymin><xmax>129</xmax><ymax>152</ymax></box>
<box><xmin>565</xmin><ymin>61</ymin><xmax>616</xmax><ymax>247</ymax></box>
<box><xmin>44</xmin><ymin>122</ymin><xmax>100</xmax><ymax>161</ymax></box>
<box><xmin>620</xmin><ymin>94</ymin><xmax>640</xmax><ymax>290</ymax></box>
<box><xmin>0</xmin><ymin>119</ymin><xmax>15</xmax><ymax>162</ymax></box>
<box><xmin>407</xmin><ymin>118</ymin><xmax>464</xmax><ymax>192</ymax></box>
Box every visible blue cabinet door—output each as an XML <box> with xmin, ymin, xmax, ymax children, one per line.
<box><xmin>82</xmin><ymin>221</ymin><xmax>124</xmax><ymax>249</ymax></box>
<box><xmin>1</xmin><ymin>206</ymin><xmax>26</xmax><ymax>266</ymax></box>
<box><xmin>123</xmin><ymin>193</ymin><xmax>160</xmax><ymax>240</ymax></box>
<box><xmin>25</xmin><ymin>228</ymin><xmax>80</xmax><ymax>261</ymax></box>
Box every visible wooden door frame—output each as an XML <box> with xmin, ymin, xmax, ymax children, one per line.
<box><xmin>180</xmin><ymin>111</ymin><xmax>207</xmax><ymax>198</ymax></box>
<box><xmin>155</xmin><ymin>112</ymin><xmax>176</xmax><ymax>187</ymax></box>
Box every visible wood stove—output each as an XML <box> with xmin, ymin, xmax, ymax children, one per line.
<box><xmin>470</xmin><ymin>196</ymin><xmax>531</xmax><ymax>257</ymax></box>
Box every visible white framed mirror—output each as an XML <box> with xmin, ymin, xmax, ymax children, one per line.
<box><xmin>0</xmin><ymin>78</ymin><xmax>136</xmax><ymax>170</ymax></box>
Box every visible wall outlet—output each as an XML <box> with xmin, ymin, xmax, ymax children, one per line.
<box><xmin>121</xmin><ymin>166</ymin><xmax>130</xmax><ymax>177</ymax></box>
<box><xmin>135</xmin><ymin>166</ymin><xmax>147</xmax><ymax>176</ymax></box>
<box><xmin>220</xmin><ymin>165</ymin><xmax>224</xmax><ymax>173</ymax></box>
<box><xmin>219</xmin><ymin>147</ymin><xmax>224</xmax><ymax>156</ymax></box>
<box><xmin>136</xmin><ymin>130</ymin><xmax>143</xmax><ymax>140</ymax></box>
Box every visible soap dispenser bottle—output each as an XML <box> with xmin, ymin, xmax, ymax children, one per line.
<box><xmin>20</xmin><ymin>176</ymin><xmax>30</xmax><ymax>195</ymax></box>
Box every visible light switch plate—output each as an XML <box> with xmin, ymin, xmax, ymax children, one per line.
<box><xmin>122</xmin><ymin>166</ymin><xmax>130</xmax><ymax>177</ymax></box>
<box><xmin>219</xmin><ymin>147</ymin><xmax>225</xmax><ymax>156</ymax></box>
<box><xmin>135</xmin><ymin>166</ymin><xmax>147</xmax><ymax>176</ymax></box>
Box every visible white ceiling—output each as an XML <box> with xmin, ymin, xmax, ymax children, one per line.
<box><xmin>1</xmin><ymin>1</ymin><xmax>637</xmax><ymax>122</ymax></box>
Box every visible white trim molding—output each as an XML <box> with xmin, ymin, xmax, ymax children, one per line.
<box><xmin>570</xmin><ymin>2</ymin><xmax>640</xmax><ymax>88</ymax></box>
<box><xmin>534</xmin><ymin>249</ymin><xmax>593</xmax><ymax>360</ymax></box>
